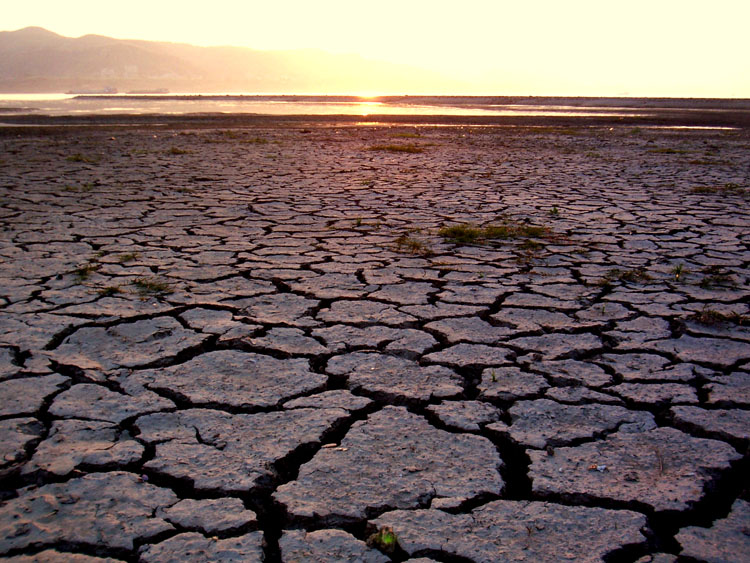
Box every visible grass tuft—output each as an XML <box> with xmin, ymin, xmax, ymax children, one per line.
<box><xmin>439</xmin><ymin>220</ymin><xmax>550</xmax><ymax>245</ymax></box>
<box><xmin>394</xmin><ymin>234</ymin><xmax>432</xmax><ymax>255</ymax></box>
<box><xmin>133</xmin><ymin>277</ymin><xmax>172</xmax><ymax>295</ymax></box>
<box><xmin>367</xmin><ymin>144</ymin><xmax>424</xmax><ymax>154</ymax></box>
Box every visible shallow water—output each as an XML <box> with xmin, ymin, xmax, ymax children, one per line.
<box><xmin>0</xmin><ymin>93</ymin><xmax>655</xmax><ymax>118</ymax></box>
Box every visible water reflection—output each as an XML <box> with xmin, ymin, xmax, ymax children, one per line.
<box><xmin>0</xmin><ymin>93</ymin><xmax>655</xmax><ymax>118</ymax></box>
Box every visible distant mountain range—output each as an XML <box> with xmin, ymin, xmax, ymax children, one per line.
<box><xmin>0</xmin><ymin>27</ymin><xmax>463</xmax><ymax>94</ymax></box>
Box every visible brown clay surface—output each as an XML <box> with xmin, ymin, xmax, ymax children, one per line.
<box><xmin>0</xmin><ymin>118</ymin><xmax>748</xmax><ymax>561</ymax></box>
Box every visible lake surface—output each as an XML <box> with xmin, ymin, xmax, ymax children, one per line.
<box><xmin>1</xmin><ymin>94</ymin><xmax>748</xmax><ymax>129</ymax></box>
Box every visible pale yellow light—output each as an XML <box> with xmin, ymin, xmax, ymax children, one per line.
<box><xmin>3</xmin><ymin>0</ymin><xmax>749</xmax><ymax>96</ymax></box>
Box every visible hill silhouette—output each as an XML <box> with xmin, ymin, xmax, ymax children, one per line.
<box><xmin>0</xmin><ymin>27</ymin><xmax>461</xmax><ymax>93</ymax></box>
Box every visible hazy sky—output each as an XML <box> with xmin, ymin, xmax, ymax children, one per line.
<box><xmin>5</xmin><ymin>0</ymin><xmax>750</xmax><ymax>96</ymax></box>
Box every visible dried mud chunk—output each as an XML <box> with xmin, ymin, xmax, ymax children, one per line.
<box><xmin>274</xmin><ymin>406</ymin><xmax>504</xmax><ymax>522</ymax></box>
<box><xmin>491</xmin><ymin>307</ymin><xmax>580</xmax><ymax>332</ymax></box>
<box><xmin>0</xmin><ymin>418</ymin><xmax>44</xmax><ymax>469</ymax></box>
<box><xmin>671</xmin><ymin>406</ymin><xmax>750</xmax><ymax>444</ymax></box>
<box><xmin>706</xmin><ymin>372</ymin><xmax>750</xmax><ymax>406</ymax></box>
<box><xmin>383</xmin><ymin>329</ymin><xmax>438</xmax><ymax>357</ymax></box>
<box><xmin>279</xmin><ymin>529</ymin><xmax>389</xmax><ymax>563</ymax></box>
<box><xmin>158</xmin><ymin>498</ymin><xmax>257</xmax><ymax>535</ymax></box>
<box><xmin>317</xmin><ymin>300</ymin><xmax>417</xmax><ymax>326</ymax></box>
<box><xmin>0</xmin><ymin>472</ymin><xmax>177</xmax><ymax>553</ymax></box>
<box><xmin>326</xmin><ymin>352</ymin><xmax>462</xmax><ymax>402</ymax></box>
<box><xmin>248</xmin><ymin>327</ymin><xmax>330</xmax><ymax>355</ymax></box>
<box><xmin>426</xmin><ymin>400</ymin><xmax>502</xmax><ymax>431</ymax></box>
<box><xmin>51</xmin><ymin>317</ymin><xmax>207</xmax><ymax>371</ymax></box>
<box><xmin>289</xmin><ymin>273</ymin><xmax>369</xmax><ymax>299</ymax></box>
<box><xmin>609</xmin><ymin>383</ymin><xmax>698</xmax><ymax>406</ymax></box>
<box><xmin>645</xmin><ymin>335</ymin><xmax>749</xmax><ymax>368</ymax></box>
<box><xmin>22</xmin><ymin>419</ymin><xmax>143</xmax><ymax>477</ymax></box>
<box><xmin>424</xmin><ymin>316</ymin><xmax>513</xmax><ymax>344</ymax></box>
<box><xmin>529</xmin><ymin>427</ymin><xmax>741</xmax><ymax>512</ymax></box>
<box><xmin>595</xmin><ymin>353</ymin><xmax>671</xmax><ymax>381</ymax></box>
<box><xmin>136</xmin><ymin>350</ymin><xmax>326</xmax><ymax>408</ymax></box>
<box><xmin>423</xmin><ymin>343</ymin><xmax>514</xmax><ymax>368</ymax></box>
<box><xmin>49</xmin><ymin>383</ymin><xmax>174</xmax><ymax>423</ymax></box>
<box><xmin>3</xmin><ymin>551</ymin><xmax>123</xmax><ymax>562</ymax></box>
<box><xmin>531</xmin><ymin>359</ymin><xmax>612</xmax><ymax>387</ymax></box>
<box><xmin>507</xmin><ymin>332</ymin><xmax>601</xmax><ymax>360</ymax></box>
<box><xmin>0</xmin><ymin>374</ymin><xmax>69</xmax><ymax>417</ymax></box>
<box><xmin>234</xmin><ymin>292</ymin><xmax>319</xmax><ymax>326</ymax></box>
<box><xmin>312</xmin><ymin>324</ymin><xmax>403</xmax><ymax>351</ymax></box>
<box><xmin>489</xmin><ymin>399</ymin><xmax>655</xmax><ymax>448</ymax></box>
<box><xmin>283</xmin><ymin>389</ymin><xmax>373</xmax><ymax>412</ymax></box>
<box><xmin>139</xmin><ymin>531</ymin><xmax>265</xmax><ymax>563</ymax></box>
<box><xmin>675</xmin><ymin>499</ymin><xmax>750</xmax><ymax>563</ymax></box>
<box><xmin>372</xmin><ymin>500</ymin><xmax>647</xmax><ymax>562</ymax></box>
<box><xmin>368</xmin><ymin>281</ymin><xmax>435</xmax><ymax>305</ymax></box>
<box><xmin>477</xmin><ymin>366</ymin><xmax>549</xmax><ymax>400</ymax></box>
<box><xmin>0</xmin><ymin>347</ymin><xmax>18</xmax><ymax>380</ymax></box>
<box><xmin>137</xmin><ymin>407</ymin><xmax>349</xmax><ymax>493</ymax></box>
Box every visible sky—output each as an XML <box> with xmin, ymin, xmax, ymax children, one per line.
<box><xmin>4</xmin><ymin>0</ymin><xmax>750</xmax><ymax>97</ymax></box>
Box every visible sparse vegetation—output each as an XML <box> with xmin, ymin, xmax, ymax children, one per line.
<box><xmin>133</xmin><ymin>277</ymin><xmax>172</xmax><ymax>295</ymax></box>
<box><xmin>699</xmin><ymin>266</ymin><xmax>736</xmax><ymax>289</ymax></box>
<box><xmin>394</xmin><ymin>234</ymin><xmax>432</xmax><ymax>255</ymax></box>
<box><xmin>671</xmin><ymin>263</ymin><xmax>688</xmax><ymax>282</ymax></box>
<box><xmin>63</xmin><ymin>183</ymin><xmax>95</xmax><ymax>192</ymax></box>
<box><xmin>599</xmin><ymin>268</ymin><xmax>652</xmax><ymax>286</ymax></box>
<box><xmin>548</xmin><ymin>206</ymin><xmax>560</xmax><ymax>216</ymax></box>
<box><xmin>367</xmin><ymin>144</ymin><xmax>424</xmax><ymax>154</ymax></box>
<box><xmin>439</xmin><ymin>220</ymin><xmax>550</xmax><ymax>245</ymax></box>
<box><xmin>689</xmin><ymin>307</ymin><xmax>748</xmax><ymax>326</ymax></box>
<box><xmin>117</xmin><ymin>252</ymin><xmax>140</xmax><ymax>263</ymax></box>
<box><xmin>74</xmin><ymin>262</ymin><xmax>100</xmax><ymax>281</ymax></box>
<box><xmin>66</xmin><ymin>153</ymin><xmax>99</xmax><ymax>163</ymax></box>
<box><xmin>648</xmin><ymin>147</ymin><xmax>689</xmax><ymax>155</ymax></box>
<box><xmin>97</xmin><ymin>286</ymin><xmax>122</xmax><ymax>297</ymax></box>
<box><xmin>690</xmin><ymin>183</ymin><xmax>746</xmax><ymax>196</ymax></box>
<box><xmin>367</xmin><ymin>526</ymin><xmax>399</xmax><ymax>554</ymax></box>
<box><xmin>167</xmin><ymin>147</ymin><xmax>190</xmax><ymax>155</ymax></box>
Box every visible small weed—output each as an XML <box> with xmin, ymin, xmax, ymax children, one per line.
<box><xmin>367</xmin><ymin>144</ymin><xmax>424</xmax><ymax>154</ymax></box>
<box><xmin>600</xmin><ymin>268</ymin><xmax>652</xmax><ymax>285</ymax></box>
<box><xmin>699</xmin><ymin>266</ymin><xmax>735</xmax><ymax>289</ymax></box>
<box><xmin>520</xmin><ymin>239</ymin><xmax>545</xmax><ymax>252</ymax></box>
<box><xmin>438</xmin><ymin>224</ymin><xmax>483</xmax><ymax>244</ymax></box>
<box><xmin>671</xmin><ymin>263</ymin><xmax>688</xmax><ymax>282</ymax></box>
<box><xmin>354</xmin><ymin>217</ymin><xmax>363</xmax><ymax>227</ymax></box>
<box><xmin>394</xmin><ymin>234</ymin><xmax>432</xmax><ymax>255</ymax></box>
<box><xmin>689</xmin><ymin>307</ymin><xmax>747</xmax><ymax>326</ymax></box>
<box><xmin>548</xmin><ymin>206</ymin><xmax>560</xmax><ymax>216</ymax></box>
<box><xmin>66</xmin><ymin>153</ymin><xmax>99</xmax><ymax>163</ymax></box>
<box><xmin>392</xmin><ymin>132</ymin><xmax>421</xmax><ymax>139</ymax></box>
<box><xmin>63</xmin><ymin>183</ymin><xmax>95</xmax><ymax>192</ymax></box>
<box><xmin>117</xmin><ymin>252</ymin><xmax>140</xmax><ymax>263</ymax></box>
<box><xmin>367</xmin><ymin>526</ymin><xmax>399</xmax><ymax>554</ymax></box>
<box><xmin>133</xmin><ymin>277</ymin><xmax>172</xmax><ymax>295</ymax></box>
<box><xmin>690</xmin><ymin>183</ymin><xmax>746</xmax><ymax>196</ymax></box>
<box><xmin>97</xmin><ymin>286</ymin><xmax>122</xmax><ymax>297</ymax></box>
<box><xmin>648</xmin><ymin>147</ymin><xmax>689</xmax><ymax>155</ymax></box>
<box><xmin>74</xmin><ymin>262</ymin><xmax>100</xmax><ymax>281</ymax></box>
<box><xmin>439</xmin><ymin>221</ymin><xmax>549</xmax><ymax>245</ymax></box>
<box><xmin>167</xmin><ymin>147</ymin><xmax>190</xmax><ymax>155</ymax></box>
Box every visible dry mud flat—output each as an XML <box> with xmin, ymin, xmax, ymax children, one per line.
<box><xmin>0</xmin><ymin>120</ymin><xmax>749</xmax><ymax>562</ymax></box>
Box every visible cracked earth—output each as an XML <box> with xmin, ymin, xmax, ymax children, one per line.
<box><xmin>0</xmin><ymin>122</ymin><xmax>748</xmax><ymax>562</ymax></box>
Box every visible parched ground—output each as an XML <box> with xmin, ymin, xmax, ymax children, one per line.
<box><xmin>0</xmin><ymin>121</ymin><xmax>749</xmax><ymax>562</ymax></box>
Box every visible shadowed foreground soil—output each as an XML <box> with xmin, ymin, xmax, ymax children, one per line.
<box><xmin>0</xmin><ymin>119</ymin><xmax>748</xmax><ymax>562</ymax></box>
